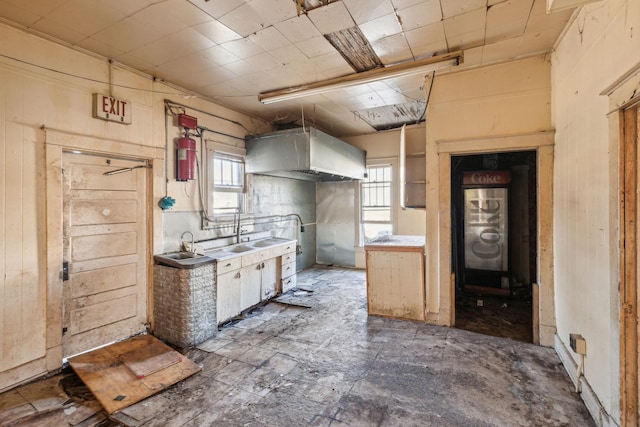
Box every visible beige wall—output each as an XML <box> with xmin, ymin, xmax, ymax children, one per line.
<box><xmin>552</xmin><ymin>0</ymin><xmax>640</xmax><ymax>423</ymax></box>
<box><xmin>0</xmin><ymin>22</ymin><xmax>267</xmax><ymax>391</ymax></box>
<box><xmin>425</xmin><ymin>55</ymin><xmax>555</xmax><ymax>333</ymax></box>
<box><xmin>344</xmin><ymin>125</ymin><xmax>427</xmax><ymax>268</ymax></box>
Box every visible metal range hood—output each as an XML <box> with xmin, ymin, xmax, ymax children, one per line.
<box><xmin>245</xmin><ymin>127</ymin><xmax>366</xmax><ymax>182</ymax></box>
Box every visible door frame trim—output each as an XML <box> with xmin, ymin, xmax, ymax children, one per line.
<box><xmin>425</xmin><ymin>131</ymin><xmax>555</xmax><ymax>345</ymax></box>
<box><xmin>620</xmin><ymin>106</ymin><xmax>639</xmax><ymax>426</ymax></box>
<box><xmin>44</xmin><ymin>128</ymin><xmax>158</xmax><ymax>369</ymax></box>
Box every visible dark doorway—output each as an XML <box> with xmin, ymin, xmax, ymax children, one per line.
<box><xmin>451</xmin><ymin>151</ymin><xmax>537</xmax><ymax>342</ymax></box>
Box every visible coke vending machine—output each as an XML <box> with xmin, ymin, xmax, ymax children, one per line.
<box><xmin>463</xmin><ymin>171</ymin><xmax>510</xmax><ymax>275</ymax></box>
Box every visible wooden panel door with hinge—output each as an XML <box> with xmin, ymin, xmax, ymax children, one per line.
<box><xmin>62</xmin><ymin>152</ymin><xmax>148</xmax><ymax>358</ymax></box>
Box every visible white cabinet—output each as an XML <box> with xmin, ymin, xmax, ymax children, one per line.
<box><xmin>261</xmin><ymin>258</ymin><xmax>278</xmax><ymax>299</ymax></box>
<box><xmin>214</xmin><ymin>240</ymin><xmax>297</xmax><ymax>325</ymax></box>
<box><xmin>217</xmin><ymin>270</ymin><xmax>241</xmax><ymax>324</ymax></box>
<box><xmin>240</xmin><ymin>263</ymin><xmax>262</xmax><ymax>309</ymax></box>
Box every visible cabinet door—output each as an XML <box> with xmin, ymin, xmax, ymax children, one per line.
<box><xmin>261</xmin><ymin>258</ymin><xmax>278</xmax><ymax>299</ymax></box>
<box><xmin>217</xmin><ymin>270</ymin><xmax>241</xmax><ymax>324</ymax></box>
<box><xmin>241</xmin><ymin>263</ymin><xmax>262</xmax><ymax>309</ymax></box>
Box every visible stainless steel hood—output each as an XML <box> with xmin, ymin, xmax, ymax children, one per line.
<box><xmin>245</xmin><ymin>127</ymin><xmax>366</xmax><ymax>182</ymax></box>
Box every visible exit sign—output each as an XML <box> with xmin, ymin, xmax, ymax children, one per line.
<box><xmin>93</xmin><ymin>93</ymin><xmax>132</xmax><ymax>124</ymax></box>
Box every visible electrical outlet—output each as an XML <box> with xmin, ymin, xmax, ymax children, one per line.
<box><xmin>569</xmin><ymin>333</ymin><xmax>587</xmax><ymax>355</ymax></box>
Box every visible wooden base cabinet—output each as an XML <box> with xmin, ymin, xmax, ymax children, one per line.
<box><xmin>365</xmin><ymin>236</ymin><xmax>426</xmax><ymax>321</ymax></box>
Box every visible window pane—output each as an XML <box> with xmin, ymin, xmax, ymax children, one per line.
<box><xmin>213</xmin><ymin>192</ymin><xmax>242</xmax><ymax>214</ymax></box>
<box><xmin>213</xmin><ymin>153</ymin><xmax>244</xmax><ymax>190</ymax></box>
<box><xmin>361</xmin><ymin>164</ymin><xmax>392</xmax><ymax>228</ymax></box>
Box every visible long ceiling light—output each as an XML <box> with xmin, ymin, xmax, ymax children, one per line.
<box><xmin>259</xmin><ymin>51</ymin><xmax>463</xmax><ymax>105</ymax></box>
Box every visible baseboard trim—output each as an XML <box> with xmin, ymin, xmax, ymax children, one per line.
<box><xmin>554</xmin><ymin>334</ymin><xmax>618</xmax><ymax>427</ymax></box>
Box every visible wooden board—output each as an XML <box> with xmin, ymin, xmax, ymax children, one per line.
<box><xmin>120</xmin><ymin>339</ymin><xmax>182</xmax><ymax>379</ymax></box>
<box><xmin>68</xmin><ymin>334</ymin><xmax>200</xmax><ymax>414</ymax></box>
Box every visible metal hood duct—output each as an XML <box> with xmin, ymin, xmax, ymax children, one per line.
<box><xmin>245</xmin><ymin>127</ymin><xmax>366</xmax><ymax>182</ymax></box>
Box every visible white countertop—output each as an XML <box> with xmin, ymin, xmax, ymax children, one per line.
<box><xmin>364</xmin><ymin>235</ymin><xmax>425</xmax><ymax>249</ymax></box>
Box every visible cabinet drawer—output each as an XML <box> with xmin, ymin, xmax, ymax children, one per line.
<box><xmin>216</xmin><ymin>257</ymin><xmax>242</xmax><ymax>275</ymax></box>
<box><xmin>280</xmin><ymin>252</ymin><xmax>295</xmax><ymax>266</ymax></box>
<box><xmin>282</xmin><ymin>274</ymin><xmax>297</xmax><ymax>292</ymax></box>
<box><xmin>281</xmin><ymin>260</ymin><xmax>296</xmax><ymax>278</ymax></box>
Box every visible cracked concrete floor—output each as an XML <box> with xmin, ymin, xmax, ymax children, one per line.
<box><xmin>0</xmin><ymin>266</ymin><xmax>594</xmax><ymax>426</ymax></box>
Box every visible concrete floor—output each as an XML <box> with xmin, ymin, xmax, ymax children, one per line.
<box><xmin>0</xmin><ymin>266</ymin><xmax>594</xmax><ymax>426</ymax></box>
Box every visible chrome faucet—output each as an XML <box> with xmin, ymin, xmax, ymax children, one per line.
<box><xmin>180</xmin><ymin>231</ymin><xmax>195</xmax><ymax>253</ymax></box>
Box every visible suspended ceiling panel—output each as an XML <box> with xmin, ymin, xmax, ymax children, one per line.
<box><xmin>0</xmin><ymin>0</ymin><xmax>575</xmax><ymax>136</ymax></box>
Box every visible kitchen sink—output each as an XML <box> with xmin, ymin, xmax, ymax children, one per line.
<box><xmin>164</xmin><ymin>252</ymin><xmax>201</xmax><ymax>260</ymax></box>
<box><xmin>154</xmin><ymin>251</ymin><xmax>214</xmax><ymax>269</ymax></box>
<box><xmin>228</xmin><ymin>245</ymin><xmax>254</xmax><ymax>253</ymax></box>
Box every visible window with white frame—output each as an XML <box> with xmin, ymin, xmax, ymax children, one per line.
<box><xmin>209</xmin><ymin>150</ymin><xmax>245</xmax><ymax>217</ymax></box>
<box><xmin>361</xmin><ymin>164</ymin><xmax>393</xmax><ymax>243</ymax></box>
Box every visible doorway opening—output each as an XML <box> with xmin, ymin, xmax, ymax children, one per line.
<box><xmin>451</xmin><ymin>151</ymin><xmax>537</xmax><ymax>343</ymax></box>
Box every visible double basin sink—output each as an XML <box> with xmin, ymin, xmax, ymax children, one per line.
<box><xmin>154</xmin><ymin>238</ymin><xmax>293</xmax><ymax>269</ymax></box>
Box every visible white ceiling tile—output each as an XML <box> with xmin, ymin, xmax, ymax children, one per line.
<box><xmin>396</xmin><ymin>0</ymin><xmax>442</xmax><ymax>31</ymax></box>
<box><xmin>222</xmin><ymin>59</ymin><xmax>253</xmax><ymax>77</ymax></box>
<box><xmin>525</xmin><ymin>5</ymin><xmax>573</xmax><ymax>34</ymax></box>
<box><xmin>373</xmin><ymin>88</ymin><xmax>413</xmax><ymax>104</ymax></box>
<box><xmin>249</xmin><ymin>26</ymin><xmax>291</xmax><ymax>51</ymax></box>
<box><xmin>221</xmin><ymin>38</ymin><xmax>265</xmax><ymax>59</ymax></box>
<box><xmin>343</xmin><ymin>0</ymin><xmax>395</xmax><ymax>25</ymax></box>
<box><xmin>164</xmin><ymin>0</ymin><xmax>213</xmax><ymax>26</ymax></box>
<box><xmin>244</xmin><ymin>52</ymin><xmax>282</xmax><ymax>72</ymax></box>
<box><xmin>404</xmin><ymin>22</ymin><xmax>447</xmax><ymax>58</ymax></box>
<box><xmin>275</xmin><ymin>15</ymin><xmax>322</xmax><ymax>43</ymax></box>
<box><xmin>371</xmin><ymin>33</ymin><xmax>413</xmax><ymax>64</ymax></box>
<box><xmin>197</xmin><ymin>45</ymin><xmax>241</xmax><ymax>66</ymax></box>
<box><xmin>480</xmin><ymin>36</ymin><xmax>523</xmax><ymax>63</ymax></box>
<box><xmin>443</xmin><ymin>7</ymin><xmax>487</xmax><ymax>50</ymax></box>
<box><xmin>359</xmin><ymin>13</ymin><xmax>403</xmax><ymax>42</ymax></box>
<box><xmin>163</xmin><ymin>28</ymin><xmax>216</xmax><ymax>57</ymax></box>
<box><xmin>248</xmin><ymin>0</ymin><xmax>298</xmax><ymax>26</ymax></box>
<box><xmin>130</xmin><ymin>0</ymin><xmax>202</xmax><ymax>36</ymax></box>
<box><xmin>441</xmin><ymin>0</ymin><xmax>487</xmax><ymax>19</ymax></box>
<box><xmin>107</xmin><ymin>0</ymin><xmax>160</xmax><ymax>17</ymax></box>
<box><xmin>354</xmin><ymin>91</ymin><xmax>386</xmax><ymax>109</ymax></box>
<box><xmin>0</xmin><ymin>0</ymin><xmax>68</xmax><ymax>18</ymax></box>
<box><xmin>390</xmin><ymin>0</ymin><xmax>424</xmax><ymax>9</ymax></box>
<box><xmin>40</xmin><ymin>0</ymin><xmax>126</xmax><ymax>37</ymax></box>
<box><xmin>89</xmin><ymin>16</ymin><xmax>163</xmax><ymax>55</ymax></box>
<box><xmin>192</xmin><ymin>20</ymin><xmax>242</xmax><ymax>44</ymax></box>
<box><xmin>78</xmin><ymin>37</ymin><xmax>127</xmax><ymax>59</ymax></box>
<box><xmin>295</xmin><ymin>36</ymin><xmax>336</xmax><ymax>58</ymax></box>
<box><xmin>270</xmin><ymin>44</ymin><xmax>308</xmax><ymax>65</ymax></box>
<box><xmin>187</xmin><ymin>0</ymin><xmax>246</xmax><ymax>20</ymax></box>
<box><xmin>112</xmin><ymin>51</ymin><xmax>155</xmax><ymax>74</ymax></box>
<box><xmin>218</xmin><ymin>3</ymin><xmax>268</xmax><ymax>37</ymax></box>
<box><xmin>307</xmin><ymin>1</ymin><xmax>355</xmax><ymax>35</ymax></box>
<box><xmin>31</xmin><ymin>17</ymin><xmax>87</xmax><ymax>44</ymax></box>
<box><xmin>485</xmin><ymin>0</ymin><xmax>532</xmax><ymax>43</ymax></box>
<box><xmin>0</xmin><ymin>0</ymin><xmax>48</xmax><ymax>27</ymax></box>
<box><xmin>159</xmin><ymin>49</ymin><xmax>223</xmax><ymax>76</ymax></box>
<box><xmin>184</xmin><ymin>66</ymin><xmax>238</xmax><ymax>90</ymax></box>
<box><xmin>311</xmin><ymin>51</ymin><xmax>351</xmax><ymax>72</ymax></box>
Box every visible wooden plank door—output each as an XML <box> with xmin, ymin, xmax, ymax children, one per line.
<box><xmin>62</xmin><ymin>152</ymin><xmax>148</xmax><ymax>358</ymax></box>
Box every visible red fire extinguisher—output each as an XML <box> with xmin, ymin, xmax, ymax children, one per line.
<box><xmin>176</xmin><ymin>136</ymin><xmax>196</xmax><ymax>181</ymax></box>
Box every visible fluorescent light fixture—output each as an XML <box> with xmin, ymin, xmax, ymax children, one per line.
<box><xmin>259</xmin><ymin>51</ymin><xmax>463</xmax><ymax>104</ymax></box>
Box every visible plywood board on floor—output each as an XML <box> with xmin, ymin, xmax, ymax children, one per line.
<box><xmin>68</xmin><ymin>334</ymin><xmax>200</xmax><ymax>414</ymax></box>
